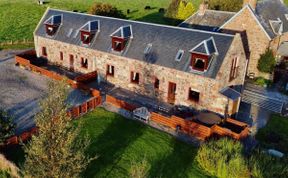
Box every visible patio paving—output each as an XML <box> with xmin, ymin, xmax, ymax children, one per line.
<box><xmin>0</xmin><ymin>52</ymin><xmax>92</xmax><ymax>134</ymax></box>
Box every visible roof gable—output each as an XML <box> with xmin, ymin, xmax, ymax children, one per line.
<box><xmin>220</xmin><ymin>4</ymin><xmax>273</xmax><ymax>40</ymax></box>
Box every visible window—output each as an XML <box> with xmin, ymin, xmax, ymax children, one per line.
<box><xmin>188</xmin><ymin>88</ymin><xmax>200</xmax><ymax>102</ymax></box>
<box><xmin>81</xmin><ymin>58</ymin><xmax>88</xmax><ymax>69</ymax></box>
<box><xmin>175</xmin><ymin>50</ymin><xmax>184</xmax><ymax>61</ymax></box>
<box><xmin>130</xmin><ymin>71</ymin><xmax>140</xmax><ymax>84</ymax></box>
<box><xmin>229</xmin><ymin>57</ymin><xmax>239</xmax><ymax>81</ymax></box>
<box><xmin>144</xmin><ymin>43</ymin><xmax>152</xmax><ymax>54</ymax></box>
<box><xmin>60</xmin><ymin>52</ymin><xmax>63</xmax><ymax>61</ymax></box>
<box><xmin>113</xmin><ymin>41</ymin><xmax>122</xmax><ymax>51</ymax></box>
<box><xmin>106</xmin><ymin>65</ymin><xmax>115</xmax><ymax>77</ymax></box>
<box><xmin>194</xmin><ymin>58</ymin><xmax>205</xmax><ymax>70</ymax></box>
<box><xmin>154</xmin><ymin>78</ymin><xmax>160</xmax><ymax>89</ymax></box>
<box><xmin>42</xmin><ymin>47</ymin><xmax>47</xmax><ymax>57</ymax></box>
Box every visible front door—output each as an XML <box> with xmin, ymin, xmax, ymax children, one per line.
<box><xmin>168</xmin><ymin>82</ymin><xmax>176</xmax><ymax>104</ymax></box>
<box><xmin>69</xmin><ymin>54</ymin><xmax>74</xmax><ymax>71</ymax></box>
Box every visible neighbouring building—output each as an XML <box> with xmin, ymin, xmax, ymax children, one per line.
<box><xmin>181</xmin><ymin>0</ymin><xmax>288</xmax><ymax>78</ymax></box>
<box><xmin>34</xmin><ymin>8</ymin><xmax>247</xmax><ymax>116</ymax></box>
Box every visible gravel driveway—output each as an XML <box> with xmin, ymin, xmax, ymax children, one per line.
<box><xmin>0</xmin><ymin>50</ymin><xmax>91</xmax><ymax>134</ymax></box>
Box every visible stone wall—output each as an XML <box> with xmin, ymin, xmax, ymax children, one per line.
<box><xmin>34</xmin><ymin>34</ymin><xmax>245</xmax><ymax>115</ymax></box>
<box><xmin>222</xmin><ymin>6</ymin><xmax>271</xmax><ymax>78</ymax></box>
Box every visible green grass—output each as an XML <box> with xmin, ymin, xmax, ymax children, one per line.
<box><xmin>6</xmin><ymin>108</ymin><xmax>207</xmax><ymax>177</ymax></box>
<box><xmin>0</xmin><ymin>0</ymin><xmax>201</xmax><ymax>43</ymax></box>
<box><xmin>79</xmin><ymin>108</ymin><xmax>206</xmax><ymax>178</ymax></box>
<box><xmin>256</xmin><ymin>114</ymin><xmax>288</xmax><ymax>154</ymax></box>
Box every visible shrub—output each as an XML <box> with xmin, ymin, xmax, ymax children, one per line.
<box><xmin>88</xmin><ymin>2</ymin><xmax>126</xmax><ymax>19</ymax></box>
<box><xmin>254</xmin><ymin>77</ymin><xmax>272</xmax><ymax>87</ymax></box>
<box><xmin>0</xmin><ymin>154</ymin><xmax>20</xmax><ymax>178</ymax></box>
<box><xmin>257</xmin><ymin>49</ymin><xmax>276</xmax><ymax>73</ymax></box>
<box><xmin>249</xmin><ymin>151</ymin><xmax>288</xmax><ymax>178</ymax></box>
<box><xmin>196</xmin><ymin>138</ymin><xmax>249</xmax><ymax>178</ymax></box>
<box><xmin>208</xmin><ymin>0</ymin><xmax>242</xmax><ymax>12</ymax></box>
<box><xmin>0</xmin><ymin>108</ymin><xmax>15</xmax><ymax>144</ymax></box>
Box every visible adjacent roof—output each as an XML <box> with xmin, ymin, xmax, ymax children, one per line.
<box><xmin>277</xmin><ymin>42</ymin><xmax>288</xmax><ymax>56</ymax></box>
<box><xmin>179</xmin><ymin>10</ymin><xmax>236</xmax><ymax>31</ymax></box>
<box><xmin>256</xmin><ymin>0</ymin><xmax>288</xmax><ymax>36</ymax></box>
<box><xmin>35</xmin><ymin>8</ymin><xmax>236</xmax><ymax>79</ymax></box>
<box><xmin>220</xmin><ymin>87</ymin><xmax>241</xmax><ymax>101</ymax></box>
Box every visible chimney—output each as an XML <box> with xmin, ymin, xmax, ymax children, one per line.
<box><xmin>243</xmin><ymin>0</ymin><xmax>257</xmax><ymax>10</ymax></box>
<box><xmin>198</xmin><ymin>0</ymin><xmax>208</xmax><ymax>16</ymax></box>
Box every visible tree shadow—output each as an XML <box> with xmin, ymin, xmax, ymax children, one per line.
<box><xmin>83</xmin><ymin>115</ymin><xmax>147</xmax><ymax>177</ymax></box>
<box><xmin>136</xmin><ymin>12</ymin><xmax>182</xmax><ymax>26</ymax></box>
<box><xmin>148</xmin><ymin>139</ymin><xmax>204</xmax><ymax>178</ymax></box>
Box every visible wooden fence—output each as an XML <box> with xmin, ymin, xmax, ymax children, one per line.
<box><xmin>68</xmin><ymin>96</ymin><xmax>102</xmax><ymax>118</ymax></box>
<box><xmin>150</xmin><ymin>112</ymin><xmax>212</xmax><ymax>140</ymax></box>
<box><xmin>75</xmin><ymin>71</ymin><xmax>98</xmax><ymax>83</ymax></box>
<box><xmin>106</xmin><ymin>95</ymin><xmax>138</xmax><ymax>111</ymax></box>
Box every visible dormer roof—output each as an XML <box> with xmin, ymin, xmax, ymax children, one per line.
<box><xmin>190</xmin><ymin>37</ymin><xmax>218</xmax><ymax>55</ymax></box>
<box><xmin>256</xmin><ymin>0</ymin><xmax>288</xmax><ymax>37</ymax></box>
<box><xmin>80</xmin><ymin>20</ymin><xmax>99</xmax><ymax>32</ymax></box>
<box><xmin>44</xmin><ymin>14</ymin><xmax>62</xmax><ymax>25</ymax></box>
<box><xmin>269</xmin><ymin>18</ymin><xmax>283</xmax><ymax>35</ymax></box>
<box><xmin>35</xmin><ymin>8</ymin><xmax>236</xmax><ymax>79</ymax></box>
<box><xmin>111</xmin><ymin>25</ymin><xmax>133</xmax><ymax>39</ymax></box>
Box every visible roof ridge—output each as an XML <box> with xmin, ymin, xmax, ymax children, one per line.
<box><xmin>47</xmin><ymin>8</ymin><xmax>235</xmax><ymax>38</ymax></box>
<box><xmin>205</xmin><ymin>9</ymin><xmax>237</xmax><ymax>14</ymax></box>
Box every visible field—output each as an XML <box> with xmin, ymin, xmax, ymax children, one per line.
<box><xmin>0</xmin><ymin>0</ymin><xmax>201</xmax><ymax>43</ymax></box>
<box><xmin>5</xmin><ymin>108</ymin><xmax>207</xmax><ymax>178</ymax></box>
<box><xmin>256</xmin><ymin>114</ymin><xmax>288</xmax><ymax>154</ymax></box>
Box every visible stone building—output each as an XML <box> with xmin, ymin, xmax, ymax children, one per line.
<box><xmin>34</xmin><ymin>8</ymin><xmax>247</xmax><ymax>116</ymax></box>
<box><xmin>181</xmin><ymin>0</ymin><xmax>288</xmax><ymax>78</ymax></box>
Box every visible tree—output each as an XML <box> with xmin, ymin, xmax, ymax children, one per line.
<box><xmin>196</xmin><ymin>138</ymin><xmax>249</xmax><ymax>178</ymax></box>
<box><xmin>0</xmin><ymin>154</ymin><xmax>20</xmax><ymax>178</ymax></box>
<box><xmin>23</xmin><ymin>80</ymin><xmax>93</xmax><ymax>178</ymax></box>
<box><xmin>183</xmin><ymin>2</ymin><xmax>195</xmax><ymax>19</ymax></box>
<box><xmin>257</xmin><ymin>49</ymin><xmax>276</xmax><ymax>73</ymax></box>
<box><xmin>88</xmin><ymin>2</ymin><xmax>126</xmax><ymax>19</ymax></box>
<box><xmin>176</xmin><ymin>1</ymin><xmax>187</xmax><ymax>20</ymax></box>
<box><xmin>208</xmin><ymin>0</ymin><xmax>242</xmax><ymax>12</ymax></box>
<box><xmin>165</xmin><ymin>0</ymin><xmax>181</xmax><ymax>18</ymax></box>
<box><xmin>0</xmin><ymin>109</ymin><xmax>15</xmax><ymax>144</ymax></box>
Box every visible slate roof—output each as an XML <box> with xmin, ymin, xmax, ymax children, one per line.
<box><xmin>256</xmin><ymin>0</ymin><xmax>288</xmax><ymax>37</ymax></box>
<box><xmin>179</xmin><ymin>10</ymin><xmax>236</xmax><ymax>31</ymax></box>
<box><xmin>35</xmin><ymin>8</ymin><xmax>236</xmax><ymax>79</ymax></box>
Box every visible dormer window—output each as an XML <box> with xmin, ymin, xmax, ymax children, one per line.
<box><xmin>189</xmin><ymin>37</ymin><xmax>218</xmax><ymax>72</ymax></box>
<box><xmin>44</xmin><ymin>15</ymin><xmax>62</xmax><ymax>36</ymax></box>
<box><xmin>80</xmin><ymin>20</ymin><xmax>99</xmax><ymax>45</ymax></box>
<box><xmin>111</xmin><ymin>25</ymin><xmax>133</xmax><ymax>52</ymax></box>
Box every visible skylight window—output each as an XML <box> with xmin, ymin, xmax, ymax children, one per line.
<box><xmin>144</xmin><ymin>43</ymin><xmax>152</xmax><ymax>54</ymax></box>
<box><xmin>175</xmin><ymin>50</ymin><xmax>184</xmax><ymax>61</ymax></box>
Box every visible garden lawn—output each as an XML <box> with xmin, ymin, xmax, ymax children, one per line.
<box><xmin>6</xmin><ymin>108</ymin><xmax>207</xmax><ymax>178</ymax></box>
<box><xmin>0</xmin><ymin>0</ymin><xmax>200</xmax><ymax>43</ymax></box>
<box><xmin>78</xmin><ymin>108</ymin><xmax>207</xmax><ymax>178</ymax></box>
<box><xmin>256</xmin><ymin>114</ymin><xmax>288</xmax><ymax>154</ymax></box>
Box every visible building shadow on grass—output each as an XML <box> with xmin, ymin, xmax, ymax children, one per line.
<box><xmin>83</xmin><ymin>116</ymin><xmax>147</xmax><ymax>177</ymax></box>
<box><xmin>148</xmin><ymin>139</ymin><xmax>203</xmax><ymax>178</ymax></box>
